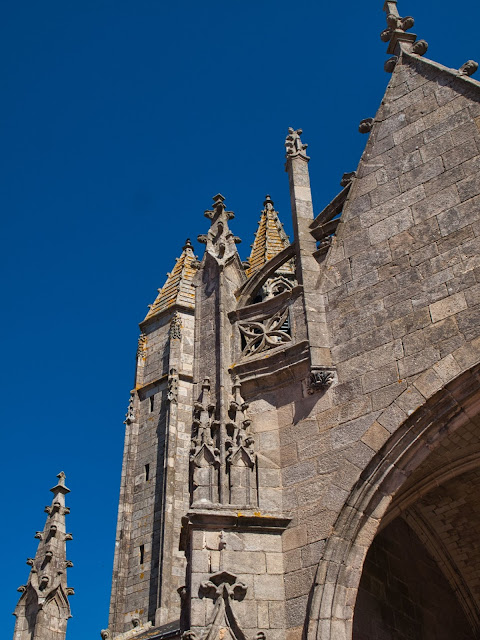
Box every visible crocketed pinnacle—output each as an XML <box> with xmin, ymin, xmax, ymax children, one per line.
<box><xmin>13</xmin><ymin>472</ymin><xmax>73</xmax><ymax>640</ymax></box>
<box><xmin>144</xmin><ymin>239</ymin><xmax>196</xmax><ymax>321</ymax></box>
<box><xmin>246</xmin><ymin>196</ymin><xmax>294</xmax><ymax>278</ymax></box>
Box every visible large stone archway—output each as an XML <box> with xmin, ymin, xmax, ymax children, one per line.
<box><xmin>307</xmin><ymin>364</ymin><xmax>480</xmax><ymax>640</ymax></box>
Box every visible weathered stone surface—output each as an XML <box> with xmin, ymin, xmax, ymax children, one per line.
<box><xmin>98</xmin><ymin>24</ymin><xmax>480</xmax><ymax>640</ymax></box>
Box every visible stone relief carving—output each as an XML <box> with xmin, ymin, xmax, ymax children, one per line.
<box><xmin>170</xmin><ymin>312</ymin><xmax>182</xmax><ymax>340</ymax></box>
<box><xmin>380</xmin><ymin>13</ymin><xmax>414</xmax><ymax>42</ymax></box>
<box><xmin>167</xmin><ymin>367</ymin><xmax>179</xmax><ymax>404</ymax></box>
<box><xmin>238</xmin><ymin>308</ymin><xmax>291</xmax><ymax>357</ymax></box>
<box><xmin>262</xmin><ymin>276</ymin><xmax>293</xmax><ymax>300</ymax></box>
<box><xmin>384</xmin><ymin>56</ymin><xmax>398</xmax><ymax>73</ymax></box>
<box><xmin>412</xmin><ymin>39</ymin><xmax>428</xmax><ymax>55</ymax></box>
<box><xmin>190</xmin><ymin>378</ymin><xmax>220</xmax><ymax>504</ymax></box>
<box><xmin>136</xmin><ymin>333</ymin><xmax>147</xmax><ymax>359</ymax></box>
<box><xmin>124</xmin><ymin>393</ymin><xmax>135</xmax><ymax>426</ymax></box>
<box><xmin>459</xmin><ymin>60</ymin><xmax>479</xmax><ymax>76</ymax></box>
<box><xmin>199</xmin><ymin>571</ymin><xmax>248</xmax><ymax>640</ymax></box>
<box><xmin>285</xmin><ymin>127</ymin><xmax>308</xmax><ymax>159</ymax></box>
<box><xmin>226</xmin><ymin>377</ymin><xmax>256</xmax><ymax>505</ymax></box>
<box><xmin>358</xmin><ymin>118</ymin><xmax>374</xmax><ymax>134</ymax></box>
<box><xmin>307</xmin><ymin>369</ymin><xmax>335</xmax><ymax>394</ymax></box>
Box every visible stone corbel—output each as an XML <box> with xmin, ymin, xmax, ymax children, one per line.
<box><xmin>306</xmin><ymin>368</ymin><xmax>335</xmax><ymax>395</ymax></box>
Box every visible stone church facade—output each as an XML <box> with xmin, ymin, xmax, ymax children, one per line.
<box><xmin>13</xmin><ymin>2</ymin><xmax>480</xmax><ymax>639</ymax></box>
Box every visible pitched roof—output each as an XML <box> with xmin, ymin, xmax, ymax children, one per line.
<box><xmin>143</xmin><ymin>239</ymin><xmax>196</xmax><ymax>322</ymax></box>
<box><xmin>246</xmin><ymin>196</ymin><xmax>294</xmax><ymax>278</ymax></box>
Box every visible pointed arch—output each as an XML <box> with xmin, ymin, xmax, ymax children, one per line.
<box><xmin>307</xmin><ymin>363</ymin><xmax>480</xmax><ymax>640</ymax></box>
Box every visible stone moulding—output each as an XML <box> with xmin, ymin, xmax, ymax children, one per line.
<box><xmin>179</xmin><ymin>510</ymin><xmax>291</xmax><ymax>551</ymax></box>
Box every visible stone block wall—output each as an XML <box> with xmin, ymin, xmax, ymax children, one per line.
<box><xmin>252</xmin><ymin>53</ymin><xmax>480</xmax><ymax>640</ymax></box>
<box><xmin>109</xmin><ymin>309</ymin><xmax>194</xmax><ymax>633</ymax></box>
<box><xmin>188</xmin><ymin>524</ymin><xmax>286</xmax><ymax>640</ymax></box>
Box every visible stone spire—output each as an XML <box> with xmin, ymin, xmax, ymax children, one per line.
<box><xmin>245</xmin><ymin>195</ymin><xmax>294</xmax><ymax>278</ymax></box>
<box><xmin>143</xmin><ymin>239</ymin><xmax>197</xmax><ymax>322</ymax></box>
<box><xmin>13</xmin><ymin>472</ymin><xmax>73</xmax><ymax>640</ymax></box>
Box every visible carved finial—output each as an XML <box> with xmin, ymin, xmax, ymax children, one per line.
<box><xmin>263</xmin><ymin>195</ymin><xmax>274</xmax><ymax>210</ymax></box>
<box><xmin>459</xmin><ymin>60</ymin><xmax>478</xmax><ymax>76</ymax></box>
<box><xmin>183</xmin><ymin>238</ymin><xmax>194</xmax><ymax>251</ymax></box>
<box><xmin>199</xmin><ymin>196</ymin><xmax>239</xmax><ymax>262</ymax></box>
<box><xmin>285</xmin><ymin>127</ymin><xmax>309</xmax><ymax>159</ymax></box>
<box><xmin>381</xmin><ymin>2</ymin><xmax>418</xmax><ymax>54</ymax></box>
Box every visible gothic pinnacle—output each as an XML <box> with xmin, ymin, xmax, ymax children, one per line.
<box><xmin>13</xmin><ymin>472</ymin><xmax>73</xmax><ymax>640</ymax></box>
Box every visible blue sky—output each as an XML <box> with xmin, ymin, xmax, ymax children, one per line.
<box><xmin>2</xmin><ymin>1</ymin><xmax>479</xmax><ymax>638</ymax></box>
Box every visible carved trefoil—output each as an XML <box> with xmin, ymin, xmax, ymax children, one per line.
<box><xmin>190</xmin><ymin>378</ymin><xmax>220</xmax><ymax>505</ymax></box>
<box><xmin>197</xmin><ymin>571</ymin><xmax>248</xmax><ymax>640</ymax></box>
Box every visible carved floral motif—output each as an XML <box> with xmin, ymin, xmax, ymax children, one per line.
<box><xmin>170</xmin><ymin>312</ymin><xmax>182</xmax><ymax>340</ymax></box>
<box><xmin>238</xmin><ymin>308</ymin><xmax>291</xmax><ymax>357</ymax></box>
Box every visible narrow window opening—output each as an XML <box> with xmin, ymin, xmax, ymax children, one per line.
<box><xmin>149</xmin><ymin>395</ymin><xmax>155</xmax><ymax>412</ymax></box>
<box><xmin>145</xmin><ymin>464</ymin><xmax>150</xmax><ymax>481</ymax></box>
<box><xmin>139</xmin><ymin>544</ymin><xmax>145</xmax><ymax>565</ymax></box>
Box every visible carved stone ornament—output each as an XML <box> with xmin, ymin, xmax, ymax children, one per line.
<box><xmin>190</xmin><ymin>378</ymin><xmax>220</xmax><ymax>466</ymax></box>
<box><xmin>167</xmin><ymin>367</ymin><xmax>179</xmax><ymax>403</ymax></box>
<box><xmin>459</xmin><ymin>60</ymin><xmax>479</xmax><ymax>76</ymax></box>
<box><xmin>307</xmin><ymin>369</ymin><xmax>334</xmax><ymax>394</ymax></box>
<box><xmin>226</xmin><ymin>377</ymin><xmax>255</xmax><ymax>467</ymax></box>
<box><xmin>412</xmin><ymin>39</ymin><xmax>428</xmax><ymax>56</ymax></box>
<box><xmin>340</xmin><ymin>171</ymin><xmax>356</xmax><ymax>188</ymax></box>
<box><xmin>100</xmin><ymin>629</ymin><xmax>112</xmax><ymax>639</ymax></box>
<box><xmin>384</xmin><ymin>56</ymin><xmax>398</xmax><ymax>73</ymax></box>
<box><xmin>238</xmin><ymin>308</ymin><xmax>291</xmax><ymax>357</ymax></box>
<box><xmin>285</xmin><ymin>127</ymin><xmax>309</xmax><ymax>159</ymax></box>
<box><xmin>380</xmin><ymin>13</ymin><xmax>414</xmax><ymax>42</ymax></box>
<box><xmin>170</xmin><ymin>312</ymin><xmax>182</xmax><ymax>340</ymax></box>
<box><xmin>358</xmin><ymin>118</ymin><xmax>374</xmax><ymax>134</ymax></box>
<box><xmin>136</xmin><ymin>333</ymin><xmax>147</xmax><ymax>359</ymax></box>
<box><xmin>198</xmin><ymin>571</ymin><xmax>248</xmax><ymax>640</ymax></box>
<box><xmin>124</xmin><ymin>393</ymin><xmax>135</xmax><ymax>425</ymax></box>
<box><xmin>198</xmin><ymin>194</ymin><xmax>241</xmax><ymax>265</ymax></box>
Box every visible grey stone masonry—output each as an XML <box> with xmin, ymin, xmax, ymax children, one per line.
<box><xmin>103</xmin><ymin>6</ymin><xmax>480</xmax><ymax>640</ymax></box>
<box><xmin>13</xmin><ymin>473</ymin><xmax>73</xmax><ymax>640</ymax></box>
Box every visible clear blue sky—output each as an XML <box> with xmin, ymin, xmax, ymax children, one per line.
<box><xmin>2</xmin><ymin>1</ymin><xmax>479</xmax><ymax>638</ymax></box>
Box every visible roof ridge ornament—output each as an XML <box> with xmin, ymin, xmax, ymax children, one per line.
<box><xmin>381</xmin><ymin>1</ymin><xmax>428</xmax><ymax>60</ymax></box>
